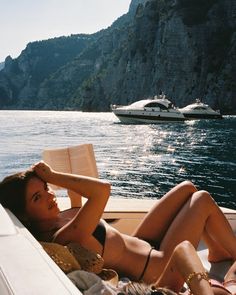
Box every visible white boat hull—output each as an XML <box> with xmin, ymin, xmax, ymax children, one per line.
<box><xmin>180</xmin><ymin>111</ymin><xmax>223</xmax><ymax>119</ymax></box>
<box><xmin>0</xmin><ymin>204</ymin><xmax>80</xmax><ymax>295</ymax></box>
<box><xmin>113</xmin><ymin>109</ymin><xmax>186</xmax><ymax>123</ymax></box>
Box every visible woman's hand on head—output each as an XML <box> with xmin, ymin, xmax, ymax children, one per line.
<box><xmin>32</xmin><ymin>161</ymin><xmax>54</xmax><ymax>183</ymax></box>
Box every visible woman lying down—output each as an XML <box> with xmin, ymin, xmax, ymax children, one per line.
<box><xmin>1</xmin><ymin>161</ymin><xmax>236</xmax><ymax>294</ymax></box>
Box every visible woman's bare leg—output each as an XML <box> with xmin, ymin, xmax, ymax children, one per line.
<box><xmin>133</xmin><ymin>181</ymin><xmax>197</xmax><ymax>241</ymax></box>
<box><xmin>159</xmin><ymin>190</ymin><xmax>236</xmax><ymax>261</ymax></box>
<box><xmin>134</xmin><ymin>181</ymin><xmax>236</xmax><ymax>260</ymax></box>
<box><xmin>156</xmin><ymin>241</ymin><xmax>214</xmax><ymax>295</ymax></box>
<box><xmin>202</xmin><ymin>230</ymin><xmax>231</xmax><ymax>262</ymax></box>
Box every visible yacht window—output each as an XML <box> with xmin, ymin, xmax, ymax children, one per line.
<box><xmin>194</xmin><ymin>106</ymin><xmax>207</xmax><ymax>110</ymax></box>
<box><xmin>145</xmin><ymin>102</ymin><xmax>168</xmax><ymax>110</ymax></box>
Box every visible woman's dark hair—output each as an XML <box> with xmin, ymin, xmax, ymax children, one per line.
<box><xmin>0</xmin><ymin>170</ymin><xmax>37</xmax><ymax>218</ymax></box>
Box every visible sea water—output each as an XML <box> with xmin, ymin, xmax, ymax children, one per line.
<box><xmin>0</xmin><ymin>111</ymin><xmax>235</xmax><ymax>208</ymax></box>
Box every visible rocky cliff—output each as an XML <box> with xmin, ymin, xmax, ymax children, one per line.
<box><xmin>0</xmin><ymin>0</ymin><xmax>235</xmax><ymax>113</ymax></box>
<box><xmin>0</xmin><ymin>34</ymin><xmax>97</xmax><ymax>109</ymax></box>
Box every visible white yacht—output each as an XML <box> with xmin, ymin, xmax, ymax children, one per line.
<box><xmin>179</xmin><ymin>99</ymin><xmax>223</xmax><ymax>119</ymax></box>
<box><xmin>111</xmin><ymin>95</ymin><xmax>186</xmax><ymax>123</ymax></box>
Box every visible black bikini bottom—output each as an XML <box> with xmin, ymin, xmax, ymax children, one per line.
<box><xmin>138</xmin><ymin>246</ymin><xmax>155</xmax><ymax>281</ymax></box>
<box><xmin>138</xmin><ymin>240</ymin><xmax>161</xmax><ymax>281</ymax></box>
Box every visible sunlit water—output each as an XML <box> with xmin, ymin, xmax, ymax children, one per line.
<box><xmin>0</xmin><ymin>111</ymin><xmax>235</xmax><ymax>208</ymax></box>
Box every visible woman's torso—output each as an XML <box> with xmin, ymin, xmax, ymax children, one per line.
<box><xmin>37</xmin><ymin>207</ymin><xmax>162</xmax><ymax>283</ymax></box>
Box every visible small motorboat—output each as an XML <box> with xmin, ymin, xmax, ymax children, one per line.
<box><xmin>111</xmin><ymin>95</ymin><xmax>186</xmax><ymax>123</ymax></box>
<box><xmin>0</xmin><ymin>198</ymin><xmax>235</xmax><ymax>294</ymax></box>
<box><xmin>178</xmin><ymin>99</ymin><xmax>223</xmax><ymax>119</ymax></box>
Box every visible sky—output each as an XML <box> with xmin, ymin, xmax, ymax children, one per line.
<box><xmin>0</xmin><ymin>0</ymin><xmax>131</xmax><ymax>62</ymax></box>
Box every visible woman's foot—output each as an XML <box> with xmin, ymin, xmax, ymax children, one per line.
<box><xmin>221</xmin><ymin>261</ymin><xmax>236</xmax><ymax>294</ymax></box>
<box><xmin>224</xmin><ymin>261</ymin><xmax>236</xmax><ymax>281</ymax></box>
<box><xmin>223</xmin><ymin>280</ymin><xmax>236</xmax><ymax>295</ymax></box>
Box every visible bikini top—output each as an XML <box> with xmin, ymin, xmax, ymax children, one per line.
<box><xmin>92</xmin><ymin>220</ymin><xmax>106</xmax><ymax>248</ymax></box>
<box><xmin>67</xmin><ymin>209</ymin><xmax>107</xmax><ymax>256</ymax></box>
<box><xmin>62</xmin><ymin>208</ymin><xmax>107</xmax><ymax>248</ymax></box>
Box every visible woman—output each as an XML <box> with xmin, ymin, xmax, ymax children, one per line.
<box><xmin>0</xmin><ymin>161</ymin><xmax>235</xmax><ymax>294</ymax></box>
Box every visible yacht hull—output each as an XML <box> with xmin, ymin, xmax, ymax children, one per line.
<box><xmin>113</xmin><ymin>110</ymin><xmax>186</xmax><ymax>123</ymax></box>
<box><xmin>182</xmin><ymin>112</ymin><xmax>223</xmax><ymax>119</ymax></box>
<box><xmin>111</xmin><ymin>96</ymin><xmax>186</xmax><ymax>124</ymax></box>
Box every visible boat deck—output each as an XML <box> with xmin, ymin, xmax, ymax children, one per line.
<box><xmin>58</xmin><ymin>197</ymin><xmax>236</xmax><ymax>235</ymax></box>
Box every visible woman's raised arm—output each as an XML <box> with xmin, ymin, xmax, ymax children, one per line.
<box><xmin>33</xmin><ymin>161</ymin><xmax>111</xmax><ymax>245</ymax></box>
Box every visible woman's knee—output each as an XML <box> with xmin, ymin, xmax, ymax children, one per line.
<box><xmin>192</xmin><ymin>190</ymin><xmax>215</xmax><ymax>210</ymax></box>
<box><xmin>172</xmin><ymin>241</ymin><xmax>195</xmax><ymax>264</ymax></box>
<box><xmin>174</xmin><ymin>240</ymin><xmax>194</xmax><ymax>255</ymax></box>
<box><xmin>187</xmin><ymin>190</ymin><xmax>219</xmax><ymax>221</ymax></box>
<box><xmin>178</xmin><ymin>180</ymin><xmax>197</xmax><ymax>194</ymax></box>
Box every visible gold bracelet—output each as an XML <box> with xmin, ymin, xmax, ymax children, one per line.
<box><xmin>186</xmin><ymin>271</ymin><xmax>210</xmax><ymax>287</ymax></box>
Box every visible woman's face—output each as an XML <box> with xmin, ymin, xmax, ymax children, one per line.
<box><xmin>25</xmin><ymin>177</ymin><xmax>59</xmax><ymax>221</ymax></box>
